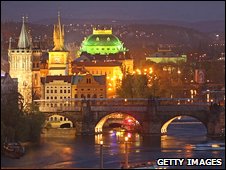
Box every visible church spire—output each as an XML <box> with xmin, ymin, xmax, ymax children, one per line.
<box><xmin>18</xmin><ymin>16</ymin><xmax>31</xmax><ymax>49</ymax></box>
<box><xmin>53</xmin><ymin>12</ymin><xmax>64</xmax><ymax>51</ymax></box>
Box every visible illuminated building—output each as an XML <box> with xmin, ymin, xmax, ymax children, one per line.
<box><xmin>76</xmin><ymin>28</ymin><xmax>134</xmax><ymax>97</ymax></box>
<box><xmin>41</xmin><ymin>75</ymin><xmax>72</xmax><ymax>100</ymax></box>
<box><xmin>146</xmin><ymin>48</ymin><xmax>187</xmax><ymax>63</ymax></box>
<box><xmin>8</xmin><ymin>17</ymin><xmax>33</xmax><ymax>104</ymax></box>
<box><xmin>72</xmin><ymin>61</ymin><xmax>122</xmax><ymax>97</ymax></box>
<box><xmin>48</xmin><ymin>12</ymin><xmax>70</xmax><ymax>75</ymax></box>
<box><xmin>78</xmin><ymin>28</ymin><xmax>133</xmax><ymax>74</ymax></box>
<box><xmin>41</xmin><ymin>74</ymin><xmax>106</xmax><ymax>100</ymax></box>
<box><xmin>80</xmin><ymin>28</ymin><xmax>127</xmax><ymax>55</ymax></box>
<box><xmin>71</xmin><ymin>74</ymin><xmax>106</xmax><ymax>98</ymax></box>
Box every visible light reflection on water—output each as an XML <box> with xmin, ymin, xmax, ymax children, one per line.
<box><xmin>1</xmin><ymin>122</ymin><xmax>225</xmax><ymax>169</ymax></box>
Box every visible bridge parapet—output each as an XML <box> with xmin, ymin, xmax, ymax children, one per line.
<box><xmin>34</xmin><ymin>98</ymin><xmax>210</xmax><ymax>113</ymax></box>
<box><xmin>39</xmin><ymin>106</ymin><xmax>81</xmax><ymax>112</ymax></box>
<box><xmin>91</xmin><ymin>106</ymin><xmax>147</xmax><ymax>112</ymax></box>
<box><xmin>157</xmin><ymin>105</ymin><xmax>210</xmax><ymax>112</ymax></box>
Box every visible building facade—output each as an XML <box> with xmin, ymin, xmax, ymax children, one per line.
<box><xmin>72</xmin><ymin>74</ymin><xmax>106</xmax><ymax>99</ymax></box>
<box><xmin>146</xmin><ymin>48</ymin><xmax>187</xmax><ymax>63</ymax></box>
<box><xmin>1</xmin><ymin>72</ymin><xmax>18</xmax><ymax>98</ymax></box>
<box><xmin>72</xmin><ymin>61</ymin><xmax>122</xmax><ymax>97</ymax></box>
<box><xmin>41</xmin><ymin>74</ymin><xmax>106</xmax><ymax>101</ymax></box>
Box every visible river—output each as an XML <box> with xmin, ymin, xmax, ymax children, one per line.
<box><xmin>1</xmin><ymin>121</ymin><xmax>225</xmax><ymax>169</ymax></box>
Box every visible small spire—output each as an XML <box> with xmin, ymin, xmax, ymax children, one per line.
<box><xmin>22</xmin><ymin>16</ymin><xmax>25</xmax><ymax>24</ymax></box>
<box><xmin>9</xmin><ymin>37</ymin><xmax>12</xmax><ymax>50</ymax></box>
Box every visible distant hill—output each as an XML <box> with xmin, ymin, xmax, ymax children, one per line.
<box><xmin>33</xmin><ymin>18</ymin><xmax>225</xmax><ymax>33</ymax></box>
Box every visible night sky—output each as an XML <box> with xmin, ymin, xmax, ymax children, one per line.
<box><xmin>1</xmin><ymin>1</ymin><xmax>225</xmax><ymax>22</ymax></box>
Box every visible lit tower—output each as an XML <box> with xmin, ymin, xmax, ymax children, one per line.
<box><xmin>48</xmin><ymin>12</ymin><xmax>70</xmax><ymax>75</ymax></box>
<box><xmin>8</xmin><ymin>16</ymin><xmax>33</xmax><ymax>104</ymax></box>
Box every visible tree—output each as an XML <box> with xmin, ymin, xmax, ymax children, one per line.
<box><xmin>117</xmin><ymin>74</ymin><xmax>152</xmax><ymax>98</ymax></box>
<box><xmin>1</xmin><ymin>89</ymin><xmax>45</xmax><ymax>147</ymax></box>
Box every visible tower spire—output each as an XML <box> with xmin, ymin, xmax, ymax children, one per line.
<box><xmin>53</xmin><ymin>12</ymin><xmax>64</xmax><ymax>51</ymax></box>
<box><xmin>58</xmin><ymin>11</ymin><xmax>62</xmax><ymax>50</ymax></box>
<box><xmin>18</xmin><ymin>16</ymin><xmax>31</xmax><ymax>49</ymax></box>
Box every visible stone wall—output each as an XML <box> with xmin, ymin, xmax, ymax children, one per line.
<box><xmin>41</xmin><ymin>128</ymin><xmax>76</xmax><ymax>137</ymax></box>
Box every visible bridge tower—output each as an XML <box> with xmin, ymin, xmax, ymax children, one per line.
<box><xmin>8</xmin><ymin>17</ymin><xmax>33</xmax><ymax>104</ymax></box>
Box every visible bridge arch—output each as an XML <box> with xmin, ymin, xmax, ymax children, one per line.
<box><xmin>95</xmin><ymin>112</ymin><xmax>141</xmax><ymax>133</ymax></box>
<box><xmin>161</xmin><ymin>115</ymin><xmax>208</xmax><ymax>134</ymax></box>
<box><xmin>45</xmin><ymin>114</ymin><xmax>74</xmax><ymax>128</ymax></box>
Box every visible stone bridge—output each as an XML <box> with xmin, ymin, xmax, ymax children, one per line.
<box><xmin>34</xmin><ymin>98</ymin><xmax>224</xmax><ymax>137</ymax></box>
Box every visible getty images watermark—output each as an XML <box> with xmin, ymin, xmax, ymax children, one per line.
<box><xmin>157</xmin><ymin>158</ymin><xmax>223</xmax><ymax>166</ymax></box>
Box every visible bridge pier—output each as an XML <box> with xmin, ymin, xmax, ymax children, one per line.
<box><xmin>141</xmin><ymin>97</ymin><xmax>162</xmax><ymax>135</ymax></box>
<box><xmin>207</xmin><ymin>104</ymin><xmax>225</xmax><ymax>138</ymax></box>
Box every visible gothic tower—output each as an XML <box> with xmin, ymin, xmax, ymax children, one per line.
<box><xmin>48</xmin><ymin>12</ymin><xmax>70</xmax><ymax>75</ymax></box>
<box><xmin>8</xmin><ymin>17</ymin><xmax>33</xmax><ymax>104</ymax></box>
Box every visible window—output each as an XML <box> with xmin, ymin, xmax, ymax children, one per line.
<box><xmin>64</xmin><ymin>90</ymin><xmax>66</xmax><ymax>93</ymax></box>
<box><xmin>87</xmin><ymin>94</ymin><xmax>90</xmax><ymax>98</ymax></box>
<box><xmin>87</xmin><ymin>78</ymin><xmax>91</xmax><ymax>84</ymax></box>
<box><xmin>51</xmin><ymin>90</ymin><xmax>53</xmax><ymax>93</ymax></box>
<box><xmin>54</xmin><ymin>117</ymin><xmax>57</xmax><ymax>121</ymax></box>
<box><xmin>74</xmin><ymin>94</ymin><xmax>78</xmax><ymax>98</ymax></box>
<box><xmin>100</xmin><ymin>89</ymin><xmax>103</xmax><ymax>91</ymax></box>
<box><xmin>60</xmin><ymin>96</ymin><xmax>62</xmax><ymax>99</ymax></box>
<box><xmin>81</xmin><ymin>94</ymin><xmax>85</xmax><ymax>98</ymax></box>
<box><xmin>33</xmin><ymin>63</ymin><xmax>35</xmax><ymax>68</ymax></box>
<box><xmin>60</xmin><ymin>90</ymin><xmax>63</xmax><ymax>93</ymax></box>
<box><xmin>68</xmin><ymin>90</ymin><xmax>70</xmax><ymax>93</ymax></box>
<box><xmin>55</xmin><ymin>90</ymin><xmax>57</xmax><ymax>93</ymax></box>
<box><xmin>102</xmin><ymin>48</ymin><xmax>104</xmax><ymax>50</ymax></box>
<box><xmin>81</xmin><ymin>89</ymin><xmax>84</xmax><ymax>91</ymax></box>
<box><xmin>55</xmin><ymin>96</ymin><xmax>57</xmax><ymax>99</ymax></box>
<box><xmin>60</xmin><ymin>117</ymin><xmax>63</xmax><ymax>121</ymax></box>
<box><xmin>47</xmin><ymin>90</ymin><xmax>49</xmax><ymax>93</ymax></box>
<box><xmin>47</xmin><ymin>96</ymin><xmax>49</xmax><ymax>99</ymax></box>
<box><xmin>51</xmin><ymin>96</ymin><xmax>53</xmax><ymax>99</ymax></box>
<box><xmin>87</xmin><ymin>89</ymin><xmax>90</xmax><ymax>91</ymax></box>
<box><xmin>93</xmin><ymin>94</ymin><xmax>97</xmax><ymax>98</ymax></box>
<box><xmin>37</xmin><ymin>63</ymin><xmax>39</xmax><ymax>67</ymax></box>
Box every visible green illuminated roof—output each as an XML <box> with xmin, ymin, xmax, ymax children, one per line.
<box><xmin>80</xmin><ymin>29</ymin><xmax>127</xmax><ymax>55</ymax></box>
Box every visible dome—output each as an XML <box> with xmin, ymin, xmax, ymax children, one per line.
<box><xmin>80</xmin><ymin>29</ymin><xmax>127</xmax><ymax>55</ymax></box>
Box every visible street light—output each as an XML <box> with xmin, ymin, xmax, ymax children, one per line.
<box><xmin>100</xmin><ymin>140</ymin><xmax>103</xmax><ymax>169</ymax></box>
<box><xmin>124</xmin><ymin>136</ymin><xmax>129</xmax><ymax>169</ymax></box>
